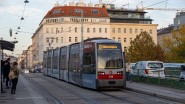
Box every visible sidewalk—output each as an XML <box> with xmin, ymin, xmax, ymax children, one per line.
<box><xmin>0</xmin><ymin>75</ymin><xmax>48</xmax><ymax>104</ymax></box>
<box><xmin>126</xmin><ymin>81</ymin><xmax>185</xmax><ymax>103</ymax></box>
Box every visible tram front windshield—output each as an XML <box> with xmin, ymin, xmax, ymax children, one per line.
<box><xmin>97</xmin><ymin>44</ymin><xmax>123</xmax><ymax>69</ymax></box>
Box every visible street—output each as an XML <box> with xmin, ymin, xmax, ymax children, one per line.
<box><xmin>1</xmin><ymin>73</ymin><xmax>184</xmax><ymax>104</ymax></box>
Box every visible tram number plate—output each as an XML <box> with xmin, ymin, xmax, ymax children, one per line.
<box><xmin>109</xmin><ymin>81</ymin><xmax>115</xmax><ymax>84</ymax></box>
<box><xmin>109</xmin><ymin>75</ymin><xmax>113</xmax><ymax>78</ymax></box>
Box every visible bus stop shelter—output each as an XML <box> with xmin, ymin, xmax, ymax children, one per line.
<box><xmin>0</xmin><ymin>40</ymin><xmax>15</xmax><ymax>93</ymax></box>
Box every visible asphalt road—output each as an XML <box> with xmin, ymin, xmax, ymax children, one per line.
<box><xmin>22</xmin><ymin>73</ymin><xmax>182</xmax><ymax>104</ymax></box>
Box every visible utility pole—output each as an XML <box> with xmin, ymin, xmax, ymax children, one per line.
<box><xmin>81</xmin><ymin>10</ymin><xmax>84</xmax><ymax>43</ymax></box>
<box><xmin>0</xmin><ymin>44</ymin><xmax>2</xmax><ymax>93</ymax></box>
<box><xmin>26</xmin><ymin>51</ymin><xmax>28</xmax><ymax>70</ymax></box>
<box><xmin>79</xmin><ymin>9</ymin><xmax>84</xmax><ymax>86</ymax></box>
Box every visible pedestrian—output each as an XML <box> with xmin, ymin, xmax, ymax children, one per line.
<box><xmin>10</xmin><ymin>62</ymin><xmax>19</xmax><ymax>94</ymax></box>
<box><xmin>4</xmin><ymin>58</ymin><xmax>11</xmax><ymax>89</ymax></box>
<box><xmin>1</xmin><ymin>60</ymin><xmax>6</xmax><ymax>93</ymax></box>
<box><xmin>126</xmin><ymin>62</ymin><xmax>132</xmax><ymax>82</ymax></box>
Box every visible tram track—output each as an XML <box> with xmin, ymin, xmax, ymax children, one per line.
<box><xmin>25</xmin><ymin>74</ymin><xmax>102</xmax><ymax>104</ymax></box>
<box><xmin>23</xmin><ymin>74</ymin><xmax>64</xmax><ymax>104</ymax></box>
<box><xmin>25</xmin><ymin>73</ymin><xmax>181</xmax><ymax>104</ymax></box>
<box><xmin>99</xmin><ymin>90</ymin><xmax>180</xmax><ymax>104</ymax></box>
<box><xmin>38</xmin><ymin>74</ymin><xmax>135</xmax><ymax>104</ymax></box>
<box><xmin>98</xmin><ymin>91</ymin><xmax>139</xmax><ymax>104</ymax></box>
<box><xmin>121</xmin><ymin>89</ymin><xmax>178</xmax><ymax>104</ymax></box>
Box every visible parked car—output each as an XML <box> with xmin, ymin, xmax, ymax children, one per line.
<box><xmin>179</xmin><ymin>65</ymin><xmax>185</xmax><ymax>80</ymax></box>
<box><xmin>33</xmin><ymin>69</ymin><xmax>41</xmax><ymax>73</ymax></box>
<box><xmin>24</xmin><ymin>70</ymin><xmax>29</xmax><ymax>73</ymax></box>
<box><xmin>133</xmin><ymin>61</ymin><xmax>165</xmax><ymax>78</ymax></box>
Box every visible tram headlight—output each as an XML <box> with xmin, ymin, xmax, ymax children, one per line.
<box><xmin>98</xmin><ymin>72</ymin><xmax>105</xmax><ymax>75</ymax></box>
<box><xmin>117</xmin><ymin>71</ymin><xmax>123</xmax><ymax>75</ymax></box>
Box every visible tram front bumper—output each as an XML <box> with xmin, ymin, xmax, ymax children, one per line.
<box><xmin>97</xmin><ymin>79</ymin><xmax>125</xmax><ymax>88</ymax></box>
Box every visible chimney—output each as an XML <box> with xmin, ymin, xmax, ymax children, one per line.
<box><xmin>54</xmin><ymin>1</ymin><xmax>60</xmax><ymax>7</ymax></box>
<box><xmin>88</xmin><ymin>1</ymin><xmax>92</xmax><ymax>7</ymax></box>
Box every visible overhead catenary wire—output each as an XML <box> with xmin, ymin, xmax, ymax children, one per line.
<box><xmin>21</xmin><ymin>0</ymin><xmax>56</xmax><ymax>31</ymax></box>
<box><xmin>17</xmin><ymin>1</ymin><xmax>28</xmax><ymax>30</ymax></box>
<box><xmin>61</xmin><ymin>0</ymin><xmax>68</xmax><ymax>6</ymax></box>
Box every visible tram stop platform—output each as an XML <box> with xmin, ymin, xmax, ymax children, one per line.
<box><xmin>126</xmin><ymin>81</ymin><xmax>185</xmax><ymax>103</ymax></box>
<box><xmin>0</xmin><ymin>75</ymin><xmax>49</xmax><ymax>104</ymax></box>
<box><xmin>1</xmin><ymin>74</ymin><xmax>185</xmax><ymax>104</ymax></box>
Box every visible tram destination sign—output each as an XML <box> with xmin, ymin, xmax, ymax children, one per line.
<box><xmin>98</xmin><ymin>43</ymin><xmax>121</xmax><ymax>50</ymax></box>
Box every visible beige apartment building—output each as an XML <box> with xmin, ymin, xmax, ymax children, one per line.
<box><xmin>110</xmin><ymin>23</ymin><xmax>157</xmax><ymax>51</ymax></box>
<box><xmin>31</xmin><ymin>1</ymin><xmax>158</xmax><ymax>68</ymax></box>
<box><xmin>32</xmin><ymin>1</ymin><xmax>110</xmax><ymax>67</ymax></box>
<box><xmin>107</xmin><ymin>7</ymin><xmax>158</xmax><ymax>51</ymax></box>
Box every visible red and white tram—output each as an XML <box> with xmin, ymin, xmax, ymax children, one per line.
<box><xmin>43</xmin><ymin>38</ymin><xmax>126</xmax><ymax>89</ymax></box>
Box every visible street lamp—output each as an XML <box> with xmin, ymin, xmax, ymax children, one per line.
<box><xmin>11</xmin><ymin>40</ymin><xmax>18</xmax><ymax>44</ymax></box>
<box><xmin>24</xmin><ymin>0</ymin><xmax>29</xmax><ymax>3</ymax></box>
<box><xmin>21</xmin><ymin>17</ymin><xmax>24</xmax><ymax>20</ymax></box>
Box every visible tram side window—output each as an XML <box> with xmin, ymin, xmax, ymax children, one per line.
<box><xmin>43</xmin><ymin>55</ymin><xmax>47</xmax><ymax>68</ymax></box>
<box><xmin>60</xmin><ymin>55</ymin><xmax>66</xmax><ymax>70</ymax></box>
<box><xmin>83</xmin><ymin>53</ymin><xmax>93</xmax><ymax>65</ymax></box>
<box><xmin>47</xmin><ymin>56</ymin><xmax>51</xmax><ymax>68</ymax></box>
<box><xmin>53</xmin><ymin>55</ymin><xmax>58</xmax><ymax>69</ymax></box>
<box><xmin>83</xmin><ymin>52</ymin><xmax>95</xmax><ymax>74</ymax></box>
<box><xmin>69</xmin><ymin>53</ymin><xmax>80</xmax><ymax>71</ymax></box>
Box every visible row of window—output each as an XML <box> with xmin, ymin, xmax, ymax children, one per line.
<box><xmin>46</xmin><ymin>18</ymin><xmax>64</xmax><ymax>23</ymax></box>
<box><xmin>45</xmin><ymin>18</ymin><xmax>107</xmax><ymax>23</ymax></box>
<box><xmin>46</xmin><ymin>37</ymin><xmax>78</xmax><ymax>44</ymax></box>
<box><xmin>46</xmin><ymin>37</ymin><xmax>133</xmax><ymax>44</ymax></box>
<box><xmin>70</xmin><ymin>18</ymin><xmax>107</xmax><ymax>23</ymax></box>
<box><xmin>46</xmin><ymin>27</ymin><xmax>108</xmax><ymax>34</ymax></box>
<box><xmin>53</xmin><ymin>9</ymin><xmax>104</xmax><ymax>15</ymax></box>
<box><xmin>46</xmin><ymin>27</ymin><xmax>152</xmax><ymax>35</ymax></box>
<box><xmin>112</xmin><ymin>37</ymin><xmax>132</xmax><ymax>43</ymax></box>
<box><xmin>112</xmin><ymin>28</ymin><xmax>152</xmax><ymax>34</ymax></box>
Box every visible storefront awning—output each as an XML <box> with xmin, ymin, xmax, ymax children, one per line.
<box><xmin>0</xmin><ymin>40</ymin><xmax>15</xmax><ymax>51</ymax></box>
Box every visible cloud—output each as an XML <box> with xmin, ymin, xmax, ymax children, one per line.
<box><xmin>0</xmin><ymin>1</ymin><xmax>6</xmax><ymax>7</ymax></box>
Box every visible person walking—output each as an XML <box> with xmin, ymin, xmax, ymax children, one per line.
<box><xmin>1</xmin><ymin>60</ymin><xmax>6</xmax><ymax>93</ymax></box>
<box><xmin>10</xmin><ymin>62</ymin><xmax>19</xmax><ymax>94</ymax></box>
<box><xmin>4</xmin><ymin>58</ymin><xmax>11</xmax><ymax>89</ymax></box>
<box><xmin>126</xmin><ymin>62</ymin><xmax>132</xmax><ymax>82</ymax></box>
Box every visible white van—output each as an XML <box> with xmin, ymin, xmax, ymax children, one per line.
<box><xmin>133</xmin><ymin>61</ymin><xmax>165</xmax><ymax>78</ymax></box>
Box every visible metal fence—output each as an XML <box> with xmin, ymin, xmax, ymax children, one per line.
<box><xmin>165</xmin><ymin>67</ymin><xmax>181</xmax><ymax>78</ymax></box>
<box><xmin>130</xmin><ymin>63</ymin><xmax>185</xmax><ymax>90</ymax></box>
<box><xmin>131</xmin><ymin>75</ymin><xmax>185</xmax><ymax>90</ymax></box>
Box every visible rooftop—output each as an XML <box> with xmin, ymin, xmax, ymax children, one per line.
<box><xmin>157</xmin><ymin>26</ymin><xmax>174</xmax><ymax>35</ymax></box>
<box><xmin>44</xmin><ymin>6</ymin><xmax>109</xmax><ymax>18</ymax></box>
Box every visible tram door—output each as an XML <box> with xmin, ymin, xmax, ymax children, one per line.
<box><xmin>68</xmin><ymin>44</ymin><xmax>81</xmax><ymax>85</ymax></box>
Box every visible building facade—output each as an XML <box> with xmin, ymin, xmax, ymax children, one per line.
<box><xmin>107</xmin><ymin>8</ymin><xmax>157</xmax><ymax>50</ymax></box>
<box><xmin>31</xmin><ymin>1</ymin><xmax>157</xmax><ymax>68</ymax></box>
<box><xmin>174</xmin><ymin>12</ymin><xmax>185</xmax><ymax>30</ymax></box>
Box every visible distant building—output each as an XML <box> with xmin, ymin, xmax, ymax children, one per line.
<box><xmin>31</xmin><ymin>1</ymin><xmax>157</xmax><ymax>67</ymax></box>
<box><xmin>107</xmin><ymin>7</ymin><xmax>157</xmax><ymax>51</ymax></box>
<box><xmin>157</xmin><ymin>12</ymin><xmax>185</xmax><ymax>51</ymax></box>
<box><xmin>174</xmin><ymin>12</ymin><xmax>185</xmax><ymax>30</ymax></box>
<box><xmin>157</xmin><ymin>25</ymin><xmax>174</xmax><ymax>51</ymax></box>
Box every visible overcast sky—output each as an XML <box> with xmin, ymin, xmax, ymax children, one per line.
<box><xmin>0</xmin><ymin>0</ymin><xmax>184</xmax><ymax>56</ymax></box>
